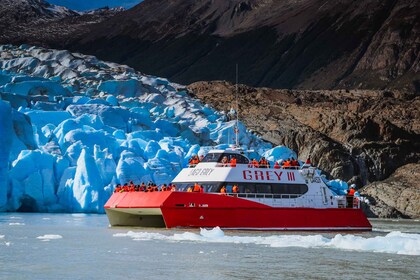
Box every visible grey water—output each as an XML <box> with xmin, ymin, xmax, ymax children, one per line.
<box><xmin>0</xmin><ymin>213</ymin><xmax>419</xmax><ymax>280</ymax></box>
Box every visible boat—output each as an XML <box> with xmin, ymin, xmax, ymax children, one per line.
<box><xmin>104</xmin><ymin>147</ymin><xmax>372</xmax><ymax>230</ymax></box>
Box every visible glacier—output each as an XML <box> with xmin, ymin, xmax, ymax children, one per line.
<box><xmin>0</xmin><ymin>44</ymin><xmax>343</xmax><ymax>213</ymax></box>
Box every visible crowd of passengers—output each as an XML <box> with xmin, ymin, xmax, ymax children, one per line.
<box><xmin>114</xmin><ymin>181</ymin><xmax>177</xmax><ymax>193</ymax></box>
<box><xmin>114</xmin><ymin>181</ymin><xmax>239</xmax><ymax>194</ymax></box>
<box><xmin>189</xmin><ymin>154</ymin><xmax>310</xmax><ymax>169</ymax></box>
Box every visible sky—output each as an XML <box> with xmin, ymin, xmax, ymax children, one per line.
<box><xmin>46</xmin><ymin>0</ymin><xmax>143</xmax><ymax>11</ymax></box>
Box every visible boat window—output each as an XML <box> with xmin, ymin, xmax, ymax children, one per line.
<box><xmin>201</xmin><ymin>153</ymin><xmax>222</xmax><ymax>163</ymax></box>
<box><xmin>256</xmin><ymin>184</ymin><xmax>271</xmax><ymax>193</ymax></box>
<box><xmin>272</xmin><ymin>184</ymin><xmax>308</xmax><ymax>195</ymax></box>
<box><xmin>200</xmin><ymin>153</ymin><xmax>249</xmax><ymax>164</ymax></box>
<box><xmin>227</xmin><ymin>182</ymin><xmax>308</xmax><ymax>196</ymax></box>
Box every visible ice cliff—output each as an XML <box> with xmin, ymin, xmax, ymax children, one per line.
<box><xmin>0</xmin><ymin>45</ymin><xmax>352</xmax><ymax>213</ymax></box>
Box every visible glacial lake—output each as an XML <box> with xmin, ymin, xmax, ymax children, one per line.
<box><xmin>0</xmin><ymin>213</ymin><xmax>419</xmax><ymax>280</ymax></box>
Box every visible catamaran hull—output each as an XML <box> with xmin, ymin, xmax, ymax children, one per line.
<box><xmin>104</xmin><ymin>192</ymin><xmax>372</xmax><ymax>230</ymax></box>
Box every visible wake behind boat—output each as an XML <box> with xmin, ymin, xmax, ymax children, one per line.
<box><xmin>104</xmin><ymin>147</ymin><xmax>372</xmax><ymax>231</ymax></box>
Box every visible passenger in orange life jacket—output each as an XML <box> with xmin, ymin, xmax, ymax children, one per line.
<box><xmin>220</xmin><ymin>186</ymin><xmax>226</xmax><ymax>193</ymax></box>
<box><xmin>259</xmin><ymin>157</ymin><xmax>268</xmax><ymax>168</ymax></box>
<box><xmin>252</xmin><ymin>159</ymin><xmax>259</xmax><ymax>168</ymax></box>
<box><xmin>123</xmin><ymin>183</ymin><xmax>129</xmax><ymax>192</ymax></box>
<box><xmin>114</xmin><ymin>184</ymin><xmax>122</xmax><ymax>193</ymax></box>
<box><xmin>273</xmin><ymin>161</ymin><xmax>280</xmax><ymax>169</ymax></box>
<box><xmin>291</xmin><ymin>157</ymin><xmax>299</xmax><ymax>169</ymax></box>
<box><xmin>193</xmin><ymin>183</ymin><xmax>201</xmax><ymax>192</ymax></box>
<box><xmin>347</xmin><ymin>185</ymin><xmax>356</xmax><ymax>196</ymax></box>
<box><xmin>283</xmin><ymin>159</ymin><xmax>291</xmax><ymax>168</ymax></box>
<box><xmin>232</xmin><ymin>185</ymin><xmax>239</xmax><ymax>193</ymax></box>
<box><xmin>230</xmin><ymin>156</ymin><xmax>237</xmax><ymax>167</ymax></box>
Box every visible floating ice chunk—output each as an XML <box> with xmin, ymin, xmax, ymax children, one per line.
<box><xmin>116</xmin><ymin>228</ymin><xmax>420</xmax><ymax>256</ymax></box>
<box><xmin>37</xmin><ymin>234</ymin><xmax>63</xmax><ymax>241</ymax></box>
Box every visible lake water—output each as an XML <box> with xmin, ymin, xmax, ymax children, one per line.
<box><xmin>0</xmin><ymin>213</ymin><xmax>419</xmax><ymax>280</ymax></box>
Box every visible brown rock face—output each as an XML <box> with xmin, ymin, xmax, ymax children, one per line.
<box><xmin>188</xmin><ymin>81</ymin><xmax>419</xmax><ymax>185</ymax></box>
<box><xmin>361</xmin><ymin>163</ymin><xmax>420</xmax><ymax>218</ymax></box>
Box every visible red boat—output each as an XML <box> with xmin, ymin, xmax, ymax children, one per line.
<box><xmin>104</xmin><ymin>148</ymin><xmax>372</xmax><ymax>231</ymax></box>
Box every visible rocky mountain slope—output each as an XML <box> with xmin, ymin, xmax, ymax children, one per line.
<box><xmin>65</xmin><ymin>0</ymin><xmax>420</xmax><ymax>92</ymax></box>
<box><xmin>1</xmin><ymin>0</ymin><xmax>418</xmax><ymax>92</ymax></box>
<box><xmin>361</xmin><ymin>164</ymin><xmax>420</xmax><ymax>218</ymax></box>
<box><xmin>188</xmin><ymin>81</ymin><xmax>420</xmax><ymax>218</ymax></box>
<box><xmin>0</xmin><ymin>0</ymin><xmax>122</xmax><ymax>47</ymax></box>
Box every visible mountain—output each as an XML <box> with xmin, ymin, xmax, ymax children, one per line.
<box><xmin>65</xmin><ymin>0</ymin><xmax>420</xmax><ymax>92</ymax></box>
<box><xmin>0</xmin><ymin>0</ymin><xmax>122</xmax><ymax>47</ymax></box>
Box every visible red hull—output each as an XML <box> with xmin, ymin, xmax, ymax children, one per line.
<box><xmin>105</xmin><ymin>192</ymin><xmax>372</xmax><ymax>231</ymax></box>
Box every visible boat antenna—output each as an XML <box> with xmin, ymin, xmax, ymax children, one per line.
<box><xmin>235</xmin><ymin>63</ymin><xmax>239</xmax><ymax>148</ymax></box>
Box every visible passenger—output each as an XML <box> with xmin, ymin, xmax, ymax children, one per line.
<box><xmin>199</xmin><ymin>155</ymin><xmax>204</xmax><ymax>161</ymax></box>
<box><xmin>200</xmin><ymin>185</ymin><xmax>204</xmax><ymax>193</ymax></box>
<box><xmin>252</xmin><ymin>158</ymin><xmax>259</xmax><ymax>168</ymax></box>
<box><xmin>230</xmin><ymin>156</ymin><xmax>237</xmax><ymax>167</ymax></box>
<box><xmin>273</xmin><ymin>161</ymin><xmax>280</xmax><ymax>169</ymax></box>
<box><xmin>189</xmin><ymin>155</ymin><xmax>199</xmax><ymax>167</ymax></box>
<box><xmin>114</xmin><ymin>184</ymin><xmax>121</xmax><ymax>193</ymax></box>
<box><xmin>129</xmin><ymin>184</ymin><xmax>135</xmax><ymax>192</ymax></box>
<box><xmin>146</xmin><ymin>185</ymin><xmax>153</xmax><ymax>192</ymax></box>
<box><xmin>123</xmin><ymin>183</ymin><xmax>129</xmax><ymax>192</ymax></box>
<box><xmin>187</xmin><ymin>186</ymin><xmax>193</xmax><ymax>192</ymax></box>
<box><xmin>171</xmin><ymin>184</ymin><xmax>177</xmax><ymax>191</ymax></box>
<box><xmin>220</xmin><ymin>186</ymin><xmax>226</xmax><ymax>193</ymax></box>
<box><xmin>140</xmin><ymin>182</ymin><xmax>146</xmax><ymax>192</ymax></box>
<box><xmin>232</xmin><ymin>184</ymin><xmax>239</xmax><ymax>193</ymax></box>
<box><xmin>305</xmin><ymin>158</ymin><xmax>311</xmax><ymax>165</ymax></box>
<box><xmin>161</xmin><ymin>184</ymin><xmax>167</xmax><ymax>191</ymax></box>
<box><xmin>347</xmin><ymin>185</ymin><xmax>356</xmax><ymax>208</ymax></box>
<box><xmin>153</xmin><ymin>184</ymin><xmax>159</xmax><ymax>192</ymax></box>
<box><xmin>259</xmin><ymin>157</ymin><xmax>268</xmax><ymax>168</ymax></box>
<box><xmin>283</xmin><ymin>159</ymin><xmax>291</xmax><ymax>169</ymax></box>
<box><xmin>221</xmin><ymin>156</ymin><xmax>228</xmax><ymax>167</ymax></box>
<box><xmin>347</xmin><ymin>185</ymin><xmax>356</xmax><ymax>196</ymax></box>
<box><xmin>193</xmin><ymin>182</ymin><xmax>201</xmax><ymax>192</ymax></box>
<box><xmin>291</xmin><ymin>157</ymin><xmax>299</xmax><ymax>169</ymax></box>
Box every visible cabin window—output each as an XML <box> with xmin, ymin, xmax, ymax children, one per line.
<box><xmin>201</xmin><ymin>153</ymin><xmax>249</xmax><ymax>164</ymax></box>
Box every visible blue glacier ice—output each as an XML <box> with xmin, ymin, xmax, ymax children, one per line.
<box><xmin>0</xmin><ymin>44</ymin><xmax>348</xmax><ymax>213</ymax></box>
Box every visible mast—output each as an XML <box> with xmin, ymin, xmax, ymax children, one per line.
<box><xmin>235</xmin><ymin>63</ymin><xmax>239</xmax><ymax>147</ymax></box>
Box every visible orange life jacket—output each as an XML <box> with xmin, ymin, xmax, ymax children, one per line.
<box><xmin>220</xmin><ymin>187</ymin><xmax>226</xmax><ymax>193</ymax></box>
<box><xmin>193</xmin><ymin>184</ymin><xmax>201</xmax><ymax>192</ymax></box>
<box><xmin>230</xmin><ymin>158</ymin><xmax>237</xmax><ymax>167</ymax></box>
<box><xmin>232</xmin><ymin>185</ymin><xmax>239</xmax><ymax>193</ymax></box>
